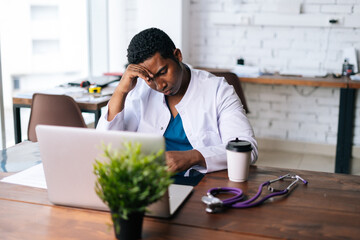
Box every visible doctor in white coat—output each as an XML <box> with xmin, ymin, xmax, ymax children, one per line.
<box><xmin>97</xmin><ymin>28</ymin><xmax>258</xmax><ymax>174</ymax></box>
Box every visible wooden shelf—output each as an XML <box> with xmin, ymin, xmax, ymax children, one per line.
<box><xmin>239</xmin><ymin>74</ymin><xmax>348</xmax><ymax>88</ymax></box>
<box><xmin>197</xmin><ymin>67</ymin><xmax>350</xmax><ymax>88</ymax></box>
<box><xmin>348</xmin><ymin>80</ymin><xmax>360</xmax><ymax>89</ymax></box>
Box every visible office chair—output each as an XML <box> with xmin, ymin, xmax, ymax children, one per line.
<box><xmin>211</xmin><ymin>71</ymin><xmax>250</xmax><ymax>114</ymax></box>
<box><xmin>27</xmin><ymin>93</ymin><xmax>87</xmax><ymax>142</ymax></box>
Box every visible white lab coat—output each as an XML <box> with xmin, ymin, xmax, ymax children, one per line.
<box><xmin>96</xmin><ymin>68</ymin><xmax>258</xmax><ymax>173</ymax></box>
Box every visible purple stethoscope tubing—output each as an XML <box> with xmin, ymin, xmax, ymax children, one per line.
<box><xmin>208</xmin><ymin>183</ymin><xmax>288</xmax><ymax>209</ymax></box>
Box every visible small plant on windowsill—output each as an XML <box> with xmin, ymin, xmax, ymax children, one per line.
<box><xmin>93</xmin><ymin>142</ymin><xmax>173</xmax><ymax>240</ymax></box>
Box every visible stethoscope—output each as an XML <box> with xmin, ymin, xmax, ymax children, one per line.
<box><xmin>202</xmin><ymin>174</ymin><xmax>308</xmax><ymax>213</ymax></box>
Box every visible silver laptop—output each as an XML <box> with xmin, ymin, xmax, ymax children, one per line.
<box><xmin>36</xmin><ymin>125</ymin><xmax>193</xmax><ymax>218</ymax></box>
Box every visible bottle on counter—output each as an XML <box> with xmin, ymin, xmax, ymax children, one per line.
<box><xmin>342</xmin><ymin>58</ymin><xmax>354</xmax><ymax>77</ymax></box>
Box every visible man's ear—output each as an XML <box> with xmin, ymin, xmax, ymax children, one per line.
<box><xmin>173</xmin><ymin>48</ymin><xmax>182</xmax><ymax>62</ymax></box>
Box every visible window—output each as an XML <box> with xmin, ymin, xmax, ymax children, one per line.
<box><xmin>0</xmin><ymin>0</ymin><xmax>89</xmax><ymax>147</ymax></box>
<box><xmin>0</xmin><ymin>46</ymin><xmax>5</xmax><ymax>149</ymax></box>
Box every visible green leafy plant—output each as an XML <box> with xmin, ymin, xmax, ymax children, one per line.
<box><xmin>93</xmin><ymin>141</ymin><xmax>173</xmax><ymax>220</ymax></box>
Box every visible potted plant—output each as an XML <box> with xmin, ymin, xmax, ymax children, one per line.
<box><xmin>93</xmin><ymin>141</ymin><xmax>173</xmax><ymax>240</ymax></box>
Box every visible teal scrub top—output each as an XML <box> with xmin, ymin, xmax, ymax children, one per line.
<box><xmin>163</xmin><ymin>113</ymin><xmax>193</xmax><ymax>151</ymax></box>
<box><xmin>163</xmin><ymin>106</ymin><xmax>204</xmax><ymax>184</ymax></box>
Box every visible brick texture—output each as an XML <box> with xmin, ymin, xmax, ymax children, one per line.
<box><xmin>124</xmin><ymin>0</ymin><xmax>360</xmax><ymax>146</ymax></box>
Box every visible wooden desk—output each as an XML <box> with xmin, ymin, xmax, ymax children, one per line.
<box><xmin>204</xmin><ymin>68</ymin><xmax>356</xmax><ymax>174</ymax></box>
<box><xmin>1</xmin><ymin>166</ymin><xmax>360</xmax><ymax>239</ymax></box>
<box><xmin>12</xmin><ymin>95</ymin><xmax>110</xmax><ymax>144</ymax></box>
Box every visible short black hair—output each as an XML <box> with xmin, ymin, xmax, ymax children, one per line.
<box><xmin>127</xmin><ymin>28</ymin><xmax>177</xmax><ymax>64</ymax></box>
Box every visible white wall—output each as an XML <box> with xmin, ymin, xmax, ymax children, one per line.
<box><xmin>186</xmin><ymin>0</ymin><xmax>360</xmax><ymax>146</ymax></box>
<box><xmin>88</xmin><ymin>0</ymin><xmax>109</xmax><ymax>77</ymax></box>
<box><xmin>245</xmin><ymin>84</ymin><xmax>341</xmax><ymax>144</ymax></box>
<box><xmin>137</xmin><ymin>0</ymin><xmax>190</xmax><ymax>62</ymax></box>
<box><xmin>189</xmin><ymin>0</ymin><xmax>360</xmax><ymax>74</ymax></box>
<box><xmin>108</xmin><ymin>0</ymin><xmax>127</xmax><ymax>72</ymax></box>
<box><xmin>121</xmin><ymin>0</ymin><xmax>360</xmax><ymax>147</ymax></box>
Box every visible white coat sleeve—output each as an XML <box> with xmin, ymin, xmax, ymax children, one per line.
<box><xmin>96</xmin><ymin>88</ymin><xmax>141</xmax><ymax>132</ymax></box>
<box><xmin>95</xmin><ymin>106</ymin><xmax>127</xmax><ymax>131</ymax></box>
<box><xmin>196</xmin><ymin>81</ymin><xmax>258</xmax><ymax>173</ymax></box>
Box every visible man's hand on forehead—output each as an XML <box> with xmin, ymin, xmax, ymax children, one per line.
<box><xmin>127</xmin><ymin>64</ymin><xmax>154</xmax><ymax>81</ymax></box>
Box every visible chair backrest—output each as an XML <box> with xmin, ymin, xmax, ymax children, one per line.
<box><xmin>28</xmin><ymin>93</ymin><xmax>87</xmax><ymax>142</ymax></box>
<box><xmin>211</xmin><ymin>71</ymin><xmax>250</xmax><ymax>113</ymax></box>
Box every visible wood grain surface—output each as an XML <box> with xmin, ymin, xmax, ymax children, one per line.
<box><xmin>1</xmin><ymin>166</ymin><xmax>360</xmax><ymax>239</ymax></box>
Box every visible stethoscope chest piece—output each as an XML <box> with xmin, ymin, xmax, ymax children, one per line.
<box><xmin>201</xmin><ymin>195</ymin><xmax>223</xmax><ymax>213</ymax></box>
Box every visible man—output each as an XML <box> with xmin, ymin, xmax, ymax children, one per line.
<box><xmin>97</xmin><ymin>28</ymin><xmax>258</xmax><ymax>174</ymax></box>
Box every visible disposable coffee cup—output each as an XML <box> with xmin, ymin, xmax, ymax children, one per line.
<box><xmin>226</xmin><ymin>138</ymin><xmax>252</xmax><ymax>182</ymax></box>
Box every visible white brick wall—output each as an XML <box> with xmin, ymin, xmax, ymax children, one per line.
<box><xmin>123</xmin><ymin>0</ymin><xmax>360</xmax><ymax>146</ymax></box>
<box><xmin>186</xmin><ymin>0</ymin><xmax>360</xmax><ymax>146</ymax></box>
<box><xmin>321</xmin><ymin>4</ymin><xmax>353</xmax><ymax>13</ymax></box>
<box><xmin>243</xmin><ymin>82</ymin><xmax>345</xmax><ymax>145</ymax></box>
<box><xmin>188</xmin><ymin>0</ymin><xmax>360</xmax><ymax>72</ymax></box>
